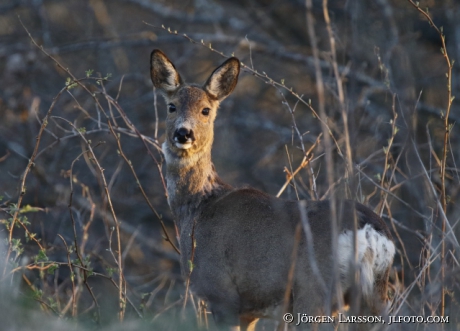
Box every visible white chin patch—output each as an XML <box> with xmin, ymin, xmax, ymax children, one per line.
<box><xmin>175</xmin><ymin>142</ymin><xmax>193</xmax><ymax>150</ymax></box>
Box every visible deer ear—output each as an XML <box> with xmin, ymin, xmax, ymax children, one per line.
<box><xmin>204</xmin><ymin>57</ymin><xmax>240</xmax><ymax>101</ymax></box>
<box><xmin>150</xmin><ymin>49</ymin><xmax>182</xmax><ymax>93</ymax></box>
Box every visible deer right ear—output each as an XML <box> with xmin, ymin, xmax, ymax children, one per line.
<box><xmin>150</xmin><ymin>49</ymin><xmax>182</xmax><ymax>93</ymax></box>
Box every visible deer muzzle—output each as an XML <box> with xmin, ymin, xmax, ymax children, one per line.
<box><xmin>173</xmin><ymin>127</ymin><xmax>195</xmax><ymax>149</ymax></box>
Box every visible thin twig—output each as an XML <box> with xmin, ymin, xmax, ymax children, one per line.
<box><xmin>54</xmin><ymin>116</ymin><xmax>126</xmax><ymax>322</ymax></box>
<box><xmin>3</xmin><ymin>83</ymin><xmax>65</xmax><ymax>274</ymax></box>
<box><xmin>108</xmin><ymin>122</ymin><xmax>180</xmax><ymax>254</ymax></box>
<box><xmin>57</xmin><ymin>234</ymin><xmax>77</xmax><ymax>318</ymax></box>
<box><xmin>377</xmin><ymin>94</ymin><xmax>398</xmax><ymax>215</ymax></box>
<box><xmin>143</xmin><ymin>22</ymin><xmax>344</xmax><ymax>157</ymax></box>
<box><xmin>406</xmin><ymin>0</ymin><xmax>454</xmax><ymax>316</ymax></box>
<box><xmin>305</xmin><ymin>0</ymin><xmax>342</xmax><ymax>313</ymax></box>
<box><xmin>68</xmin><ymin>148</ymin><xmax>101</xmax><ymax>324</ymax></box>
<box><xmin>276</xmin><ymin>134</ymin><xmax>322</xmax><ymax>198</ymax></box>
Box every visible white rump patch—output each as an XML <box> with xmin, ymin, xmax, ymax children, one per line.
<box><xmin>338</xmin><ymin>224</ymin><xmax>395</xmax><ymax>300</ymax></box>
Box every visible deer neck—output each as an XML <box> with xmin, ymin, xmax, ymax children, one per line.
<box><xmin>163</xmin><ymin>142</ymin><xmax>231</xmax><ymax>224</ymax></box>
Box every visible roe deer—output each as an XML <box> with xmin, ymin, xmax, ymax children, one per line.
<box><xmin>150</xmin><ymin>49</ymin><xmax>395</xmax><ymax>331</ymax></box>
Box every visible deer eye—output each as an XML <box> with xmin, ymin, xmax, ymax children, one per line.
<box><xmin>202</xmin><ymin>108</ymin><xmax>210</xmax><ymax>116</ymax></box>
<box><xmin>168</xmin><ymin>103</ymin><xmax>176</xmax><ymax>113</ymax></box>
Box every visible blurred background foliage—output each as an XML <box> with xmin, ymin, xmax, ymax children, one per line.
<box><xmin>0</xmin><ymin>0</ymin><xmax>459</xmax><ymax>330</ymax></box>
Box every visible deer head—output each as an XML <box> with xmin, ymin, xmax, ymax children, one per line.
<box><xmin>150</xmin><ymin>49</ymin><xmax>240</xmax><ymax>160</ymax></box>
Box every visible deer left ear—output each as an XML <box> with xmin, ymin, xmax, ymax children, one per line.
<box><xmin>204</xmin><ymin>57</ymin><xmax>240</xmax><ymax>101</ymax></box>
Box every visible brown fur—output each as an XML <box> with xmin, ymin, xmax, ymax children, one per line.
<box><xmin>150</xmin><ymin>49</ymin><xmax>394</xmax><ymax>330</ymax></box>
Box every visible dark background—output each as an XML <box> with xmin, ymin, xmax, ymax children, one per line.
<box><xmin>0</xmin><ymin>0</ymin><xmax>459</xmax><ymax>330</ymax></box>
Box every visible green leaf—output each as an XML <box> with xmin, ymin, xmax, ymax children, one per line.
<box><xmin>107</xmin><ymin>267</ymin><xmax>116</xmax><ymax>277</ymax></box>
<box><xmin>47</xmin><ymin>264</ymin><xmax>58</xmax><ymax>275</ymax></box>
<box><xmin>35</xmin><ymin>249</ymin><xmax>48</xmax><ymax>262</ymax></box>
<box><xmin>188</xmin><ymin>260</ymin><xmax>195</xmax><ymax>272</ymax></box>
<box><xmin>33</xmin><ymin>289</ymin><xmax>43</xmax><ymax>300</ymax></box>
<box><xmin>11</xmin><ymin>238</ymin><xmax>23</xmax><ymax>255</ymax></box>
<box><xmin>47</xmin><ymin>297</ymin><xmax>58</xmax><ymax>309</ymax></box>
<box><xmin>25</xmin><ymin>232</ymin><xmax>36</xmax><ymax>242</ymax></box>
<box><xmin>20</xmin><ymin>205</ymin><xmax>43</xmax><ymax>213</ymax></box>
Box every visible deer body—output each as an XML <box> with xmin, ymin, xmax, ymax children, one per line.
<box><xmin>151</xmin><ymin>49</ymin><xmax>395</xmax><ymax>330</ymax></box>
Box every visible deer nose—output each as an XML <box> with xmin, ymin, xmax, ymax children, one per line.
<box><xmin>174</xmin><ymin>127</ymin><xmax>195</xmax><ymax>144</ymax></box>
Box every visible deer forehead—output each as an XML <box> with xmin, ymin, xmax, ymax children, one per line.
<box><xmin>171</xmin><ymin>86</ymin><xmax>214</xmax><ymax>111</ymax></box>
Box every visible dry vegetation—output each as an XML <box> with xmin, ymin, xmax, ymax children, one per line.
<box><xmin>0</xmin><ymin>0</ymin><xmax>459</xmax><ymax>330</ymax></box>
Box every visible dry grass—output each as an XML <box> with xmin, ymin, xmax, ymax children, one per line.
<box><xmin>0</xmin><ymin>0</ymin><xmax>459</xmax><ymax>330</ymax></box>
